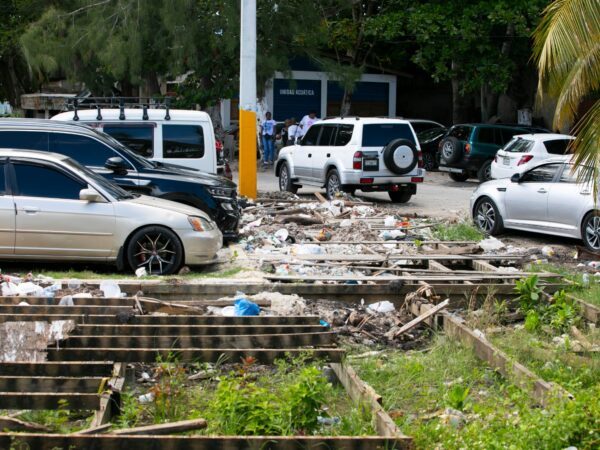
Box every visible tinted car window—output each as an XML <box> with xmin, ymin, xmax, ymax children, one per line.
<box><xmin>559</xmin><ymin>164</ymin><xmax>577</xmax><ymax>183</ymax></box>
<box><xmin>13</xmin><ymin>163</ymin><xmax>85</xmax><ymax>199</ymax></box>
<box><xmin>49</xmin><ymin>133</ymin><xmax>120</xmax><ymax>167</ymax></box>
<box><xmin>334</xmin><ymin>124</ymin><xmax>354</xmax><ymax>146</ymax></box>
<box><xmin>544</xmin><ymin>139</ymin><xmax>572</xmax><ymax>155</ymax></box>
<box><xmin>417</xmin><ymin>127</ymin><xmax>446</xmax><ymax>143</ymax></box>
<box><xmin>503</xmin><ymin>138</ymin><xmax>534</xmax><ymax>153</ymax></box>
<box><xmin>318</xmin><ymin>125</ymin><xmax>336</xmax><ymax>146</ymax></box>
<box><xmin>410</xmin><ymin>122</ymin><xmax>438</xmax><ymax>133</ymax></box>
<box><xmin>163</xmin><ymin>125</ymin><xmax>205</xmax><ymax>158</ymax></box>
<box><xmin>0</xmin><ymin>163</ymin><xmax>5</xmax><ymax>195</ymax></box>
<box><xmin>301</xmin><ymin>125</ymin><xmax>320</xmax><ymax>146</ymax></box>
<box><xmin>0</xmin><ymin>131</ymin><xmax>48</xmax><ymax>151</ymax></box>
<box><xmin>362</xmin><ymin>124</ymin><xmax>415</xmax><ymax>147</ymax></box>
<box><xmin>448</xmin><ymin>126</ymin><xmax>473</xmax><ymax>141</ymax></box>
<box><xmin>477</xmin><ymin>128</ymin><xmax>497</xmax><ymax>145</ymax></box>
<box><xmin>103</xmin><ymin>125</ymin><xmax>154</xmax><ymax>158</ymax></box>
<box><xmin>521</xmin><ymin>163</ymin><xmax>561</xmax><ymax>183</ymax></box>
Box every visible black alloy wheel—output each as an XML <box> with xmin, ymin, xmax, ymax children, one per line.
<box><xmin>127</xmin><ymin>226</ymin><xmax>183</xmax><ymax>275</ymax></box>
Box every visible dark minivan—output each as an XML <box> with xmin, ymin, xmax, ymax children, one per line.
<box><xmin>0</xmin><ymin>120</ymin><xmax>241</xmax><ymax>239</ymax></box>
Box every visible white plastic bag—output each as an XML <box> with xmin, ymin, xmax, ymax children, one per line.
<box><xmin>479</xmin><ymin>237</ymin><xmax>505</xmax><ymax>252</ymax></box>
<box><xmin>100</xmin><ymin>280</ymin><xmax>121</xmax><ymax>298</ymax></box>
<box><xmin>367</xmin><ymin>301</ymin><xmax>396</xmax><ymax>313</ymax></box>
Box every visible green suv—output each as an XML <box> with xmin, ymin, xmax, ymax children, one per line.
<box><xmin>438</xmin><ymin>123</ymin><xmax>549</xmax><ymax>182</ymax></box>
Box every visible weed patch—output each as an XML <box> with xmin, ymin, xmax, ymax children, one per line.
<box><xmin>432</xmin><ymin>222</ymin><xmax>484</xmax><ymax>241</ymax></box>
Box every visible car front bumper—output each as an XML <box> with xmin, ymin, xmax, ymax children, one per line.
<box><xmin>178</xmin><ymin>227</ymin><xmax>223</xmax><ymax>265</ymax></box>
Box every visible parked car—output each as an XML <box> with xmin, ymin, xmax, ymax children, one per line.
<box><xmin>471</xmin><ymin>156</ymin><xmax>599</xmax><ymax>252</ymax></box>
<box><xmin>415</xmin><ymin>126</ymin><xmax>447</xmax><ymax>171</ymax></box>
<box><xmin>52</xmin><ymin>106</ymin><xmax>233</xmax><ymax>179</ymax></box>
<box><xmin>0</xmin><ymin>149</ymin><xmax>222</xmax><ymax>274</ymax></box>
<box><xmin>406</xmin><ymin>119</ymin><xmax>445</xmax><ymax>134</ymax></box>
<box><xmin>0</xmin><ymin>120</ymin><xmax>241</xmax><ymax>240</ymax></box>
<box><xmin>438</xmin><ymin>123</ymin><xmax>549</xmax><ymax>182</ymax></box>
<box><xmin>275</xmin><ymin>117</ymin><xmax>425</xmax><ymax>203</ymax></box>
<box><xmin>491</xmin><ymin>133</ymin><xmax>574</xmax><ymax>179</ymax></box>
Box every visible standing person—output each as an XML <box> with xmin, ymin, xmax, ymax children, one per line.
<box><xmin>260</xmin><ymin>112</ymin><xmax>276</xmax><ymax>166</ymax></box>
<box><xmin>281</xmin><ymin>118</ymin><xmax>291</xmax><ymax>146</ymax></box>
<box><xmin>299</xmin><ymin>110</ymin><xmax>319</xmax><ymax>137</ymax></box>
<box><xmin>287</xmin><ymin>117</ymin><xmax>300</xmax><ymax>144</ymax></box>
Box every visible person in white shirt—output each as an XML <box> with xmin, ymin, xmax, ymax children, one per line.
<box><xmin>287</xmin><ymin>117</ymin><xmax>300</xmax><ymax>145</ymax></box>
<box><xmin>299</xmin><ymin>110</ymin><xmax>318</xmax><ymax>137</ymax></box>
<box><xmin>260</xmin><ymin>112</ymin><xmax>277</xmax><ymax>166</ymax></box>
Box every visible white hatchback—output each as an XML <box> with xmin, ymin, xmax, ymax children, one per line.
<box><xmin>491</xmin><ymin>133</ymin><xmax>574</xmax><ymax>179</ymax></box>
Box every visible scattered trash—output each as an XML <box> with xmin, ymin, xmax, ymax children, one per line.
<box><xmin>315</xmin><ymin>228</ymin><xmax>333</xmax><ymax>242</ymax></box>
<box><xmin>317</xmin><ymin>416</ymin><xmax>341</xmax><ymax>426</ymax></box>
<box><xmin>367</xmin><ymin>301</ymin><xmax>396</xmax><ymax>314</ymax></box>
<box><xmin>541</xmin><ymin>246</ymin><xmax>555</xmax><ymax>258</ymax></box>
<box><xmin>58</xmin><ymin>296</ymin><xmax>74</xmax><ymax>306</ymax></box>
<box><xmin>99</xmin><ymin>280</ymin><xmax>122</xmax><ymax>298</ymax></box>
<box><xmin>479</xmin><ymin>237</ymin><xmax>505</xmax><ymax>252</ymax></box>
<box><xmin>274</xmin><ymin>228</ymin><xmax>289</xmax><ymax>242</ymax></box>
<box><xmin>588</xmin><ymin>261</ymin><xmax>600</xmax><ymax>269</ymax></box>
<box><xmin>67</xmin><ymin>279</ymin><xmax>81</xmax><ymax>290</ymax></box>
<box><xmin>379</xmin><ymin>230</ymin><xmax>406</xmax><ymax>241</ymax></box>
<box><xmin>292</xmin><ymin>244</ymin><xmax>324</xmax><ymax>255</ymax></box>
<box><xmin>384</xmin><ymin>216</ymin><xmax>397</xmax><ymax>227</ymax></box>
<box><xmin>135</xmin><ymin>267</ymin><xmax>148</xmax><ymax>278</ymax></box>
<box><xmin>138</xmin><ymin>392</ymin><xmax>155</xmax><ymax>403</ymax></box>
<box><xmin>234</xmin><ymin>296</ymin><xmax>260</xmax><ymax>316</ymax></box>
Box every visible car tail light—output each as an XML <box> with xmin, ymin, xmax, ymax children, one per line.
<box><xmin>391</xmin><ymin>185</ymin><xmax>400</xmax><ymax>191</ymax></box>
<box><xmin>411</xmin><ymin>177</ymin><xmax>424</xmax><ymax>183</ymax></box>
<box><xmin>465</xmin><ymin>143</ymin><xmax>471</xmax><ymax>154</ymax></box>
<box><xmin>360</xmin><ymin>178</ymin><xmax>373</xmax><ymax>184</ymax></box>
<box><xmin>517</xmin><ymin>155</ymin><xmax>534</xmax><ymax>166</ymax></box>
<box><xmin>353</xmin><ymin>151</ymin><xmax>363</xmax><ymax>170</ymax></box>
<box><xmin>417</xmin><ymin>150</ymin><xmax>424</xmax><ymax>168</ymax></box>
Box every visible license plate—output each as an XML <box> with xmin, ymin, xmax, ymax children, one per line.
<box><xmin>503</xmin><ymin>157</ymin><xmax>510</xmax><ymax>165</ymax></box>
<box><xmin>364</xmin><ymin>159</ymin><xmax>378</xmax><ymax>167</ymax></box>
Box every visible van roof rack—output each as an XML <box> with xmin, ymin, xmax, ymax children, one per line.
<box><xmin>64</xmin><ymin>96</ymin><xmax>172</xmax><ymax>122</ymax></box>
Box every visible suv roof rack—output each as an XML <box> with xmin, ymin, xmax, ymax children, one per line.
<box><xmin>64</xmin><ymin>96</ymin><xmax>172</xmax><ymax>122</ymax></box>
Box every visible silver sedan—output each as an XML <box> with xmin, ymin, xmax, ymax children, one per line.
<box><xmin>0</xmin><ymin>149</ymin><xmax>222</xmax><ymax>274</ymax></box>
<box><xmin>471</xmin><ymin>156</ymin><xmax>600</xmax><ymax>252</ymax></box>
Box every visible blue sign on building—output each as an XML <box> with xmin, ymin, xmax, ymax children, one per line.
<box><xmin>273</xmin><ymin>79</ymin><xmax>321</xmax><ymax>121</ymax></box>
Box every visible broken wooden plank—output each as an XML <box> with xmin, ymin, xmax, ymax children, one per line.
<box><xmin>73</xmin><ymin>324</ymin><xmax>326</xmax><ymax>336</ymax></box>
<box><xmin>112</xmin><ymin>418</ymin><xmax>208</xmax><ymax>435</ymax></box>
<box><xmin>0</xmin><ymin>362</ymin><xmax>113</xmax><ymax>377</ymax></box>
<box><xmin>47</xmin><ymin>348</ymin><xmax>345</xmax><ymax>364</ymax></box>
<box><xmin>0</xmin><ymin>376</ymin><xmax>104</xmax><ymax>393</ymax></box>
<box><xmin>314</xmin><ymin>192</ymin><xmax>327</xmax><ymax>203</ymax></box>
<box><xmin>0</xmin><ymin>305</ymin><xmax>133</xmax><ymax>315</ymax></box>
<box><xmin>0</xmin><ymin>416</ymin><xmax>51</xmax><ymax>432</ymax></box>
<box><xmin>265</xmin><ymin>274</ymin><xmax>548</xmax><ymax>283</ymax></box>
<box><xmin>71</xmin><ymin>423</ymin><xmax>112</xmax><ymax>435</ymax></box>
<box><xmin>567</xmin><ymin>294</ymin><xmax>600</xmax><ymax>324</ymax></box>
<box><xmin>62</xmin><ymin>332</ymin><xmax>336</xmax><ymax>349</ymax></box>
<box><xmin>0</xmin><ymin>433</ymin><xmax>407</xmax><ymax>450</ymax></box>
<box><xmin>393</xmin><ymin>299</ymin><xmax>449</xmax><ymax>338</ymax></box>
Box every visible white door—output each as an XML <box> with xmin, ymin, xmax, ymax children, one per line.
<box><xmin>295</xmin><ymin>125</ymin><xmax>321</xmax><ymax>181</ymax></box>
<box><xmin>311</xmin><ymin>125</ymin><xmax>337</xmax><ymax>182</ymax></box>
<box><xmin>0</xmin><ymin>162</ymin><xmax>14</xmax><ymax>255</ymax></box>
<box><xmin>546</xmin><ymin>163</ymin><xmax>590</xmax><ymax>233</ymax></box>
<box><xmin>504</xmin><ymin>163</ymin><xmax>562</xmax><ymax>227</ymax></box>
<box><xmin>12</xmin><ymin>161</ymin><xmax>116</xmax><ymax>258</ymax></box>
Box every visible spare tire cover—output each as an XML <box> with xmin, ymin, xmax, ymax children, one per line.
<box><xmin>439</xmin><ymin>136</ymin><xmax>463</xmax><ymax>164</ymax></box>
<box><xmin>383</xmin><ymin>139</ymin><xmax>418</xmax><ymax>175</ymax></box>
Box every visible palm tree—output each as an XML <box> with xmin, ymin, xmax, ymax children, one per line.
<box><xmin>533</xmin><ymin>0</ymin><xmax>599</xmax><ymax>187</ymax></box>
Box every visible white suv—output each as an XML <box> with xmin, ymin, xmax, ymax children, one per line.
<box><xmin>275</xmin><ymin>117</ymin><xmax>425</xmax><ymax>202</ymax></box>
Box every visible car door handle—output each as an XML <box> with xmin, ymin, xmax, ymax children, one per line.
<box><xmin>308</xmin><ymin>154</ymin><xmax>312</xmax><ymax>158</ymax></box>
<box><xmin>537</xmin><ymin>188</ymin><xmax>547</xmax><ymax>194</ymax></box>
<box><xmin>327</xmin><ymin>153</ymin><xmax>330</xmax><ymax>157</ymax></box>
<box><xmin>22</xmin><ymin>206</ymin><xmax>39</xmax><ymax>214</ymax></box>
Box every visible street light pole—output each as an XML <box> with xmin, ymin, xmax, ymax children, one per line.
<box><xmin>238</xmin><ymin>0</ymin><xmax>257</xmax><ymax>199</ymax></box>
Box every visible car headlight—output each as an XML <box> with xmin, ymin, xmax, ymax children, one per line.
<box><xmin>207</xmin><ymin>187</ymin><xmax>234</xmax><ymax>198</ymax></box>
<box><xmin>188</xmin><ymin>216</ymin><xmax>215</xmax><ymax>232</ymax></box>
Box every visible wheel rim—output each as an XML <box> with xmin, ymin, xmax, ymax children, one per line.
<box><xmin>476</xmin><ymin>201</ymin><xmax>496</xmax><ymax>233</ymax></box>
<box><xmin>483</xmin><ymin>164</ymin><xmax>492</xmax><ymax>181</ymax></box>
<box><xmin>133</xmin><ymin>232</ymin><xmax>178</xmax><ymax>275</ymax></box>
<box><xmin>585</xmin><ymin>216</ymin><xmax>600</xmax><ymax>250</ymax></box>
<box><xmin>327</xmin><ymin>173</ymin><xmax>340</xmax><ymax>198</ymax></box>
<box><xmin>279</xmin><ymin>166</ymin><xmax>288</xmax><ymax>191</ymax></box>
<box><xmin>423</xmin><ymin>153</ymin><xmax>434</xmax><ymax>170</ymax></box>
<box><xmin>442</xmin><ymin>142</ymin><xmax>453</xmax><ymax>159</ymax></box>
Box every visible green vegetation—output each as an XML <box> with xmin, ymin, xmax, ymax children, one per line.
<box><xmin>352</xmin><ymin>335</ymin><xmax>599</xmax><ymax>449</ymax></box>
<box><xmin>16</xmin><ymin>400</ymin><xmax>93</xmax><ymax>433</ymax></box>
<box><xmin>527</xmin><ymin>262</ymin><xmax>600</xmax><ymax>307</ymax></box>
<box><xmin>115</xmin><ymin>356</ymin><xmax>374</xmax><ymax>436</ymax></box>
<box><xmin>432</xmin><ymin>222</ymin><xmax>484</xmax><ymax>241</ymax></box>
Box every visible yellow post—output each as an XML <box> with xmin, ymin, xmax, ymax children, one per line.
<box><xmin>238</xmin><ymin>109</ymin><xmax>257</xmax><ymax>198</ymax></box>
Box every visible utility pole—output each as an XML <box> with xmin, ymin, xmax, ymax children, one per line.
<box><xmin>238</xmin><ymin>0</ymin><xmax>257</xmax><ymax>199</ymax></box>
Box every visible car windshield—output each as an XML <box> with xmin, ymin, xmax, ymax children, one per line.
<box><xmin>417</xmin><ymin>127</ymin><xmax>446</xmax><ymax>143</ymax></box>
<box><xmin>448</xmin><ymin>126</ymin><xmax>473</xmax><ymax>141</ymax></box>
<box><xmin>502</xmin><ymin>137</ymin><xmax>534</xmax><ymax>153</ymax></box>
<box><xmin>62</xmin><ymin>157</ymin><xmax>136</xmax><ymax>201</ymax></box>
<box><xmin>91</xmin><ymin>128</ymin><xmax>155</xmax><ymax>169</ymax></box>
<box><xmin>362</xmin><ymin>123</ymin><xmax>416</xmax><ymax>147</ymax></box>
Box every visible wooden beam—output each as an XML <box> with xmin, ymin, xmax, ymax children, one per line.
<box><xmin>112</xmin><ymin>418</ymin><xmax>208</xmax><ymax>435</ymax></box>
<box><xmin>393</xmin><ymin>299</ymin><xmax>450</xmax><ymax>338</ymax></box>
<box><xmin>0</xmin><ymin>305</ymin><xmax>133</xmax><ymax>315</ymax></box>
<box><xmin>0</xmin><ymin>362</ymin><xmax>113</xmax><ymax>377</ymax></box>
<box><xmin>0</xmin><ymin>434</ymin><xmax>407</xmax><ymax>450</ymax></box>
<box><xmin>73</xmin><ymin>324</ymin><xmax>326</xmax><ymax>336</ymax></box>
<box><xmin>0</xmin><ymin>296</ymin><xmax>272</xmax><ymax>308</ymax></box>
<box><xmin>47</xmin><ymin>348</ymin><xmax>345</xmax><ymax>364</ymax></box>
<box><xmin>567</xmin><ymin>294</ymin><xmax>600</xmax><ymax>324</ymax></box>
<box><xmin>265</xmin><ymin>274</ymin><xmax>546</xmax><ymax>282</ymax></box>
<box><xmin>62</xmin><ymin>332</ymin><xmax>336</xmax><ymax>349</ymax></box>
<box><xmin>0</xmin><ymin>416</ymin><xmax>51</xmax><ymax>432</ymax></box>
<box><xmin>471</xmin><ymin>260</ymin><xmax>500</xmax><ymax>272</ymax></box>
<box><xmin>0</xmin><ymin>376</ymin><xmax>104</xmax><ymax>393</ymax></box>
<box><xmin>0</xmin><ymin>392</ymin><xmax>101</xmax><ymax>410</ymax></box>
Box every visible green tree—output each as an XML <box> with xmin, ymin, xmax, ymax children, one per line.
<box><xmin>534</xmin><ymin>0</ymin><xmax>600</xmax><ymax>187</ymax></box>
<box><xmin>371</xmin><ymin>0</ymin><xmax>548</xmax><ymax>122</ymax></box>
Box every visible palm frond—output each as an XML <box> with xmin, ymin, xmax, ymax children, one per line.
<box><xmin>572</xmin><ymin>100</ymin><xmax>600</xmax><ymax>198</ymax></box>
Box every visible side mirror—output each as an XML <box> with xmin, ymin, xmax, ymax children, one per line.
<box><xmin>105</xmin><ymin>156</ymin><xmax>128</xmax><ymax>174</ymax></box>
<box><xmin>79</xmin><ymin>187</ymin><xmax>106</xmax><ymax>203</ymax></box>
<box><xmin>510</xmin><ymin>173</ymin><xmax>521</xmax><ymax>183</ymax></box>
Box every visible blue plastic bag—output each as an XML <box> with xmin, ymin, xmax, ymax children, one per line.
<box><xmin>234</xmin><ymin>298</ymin><xmax>260</xmax><ymax>316</ymax></box>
